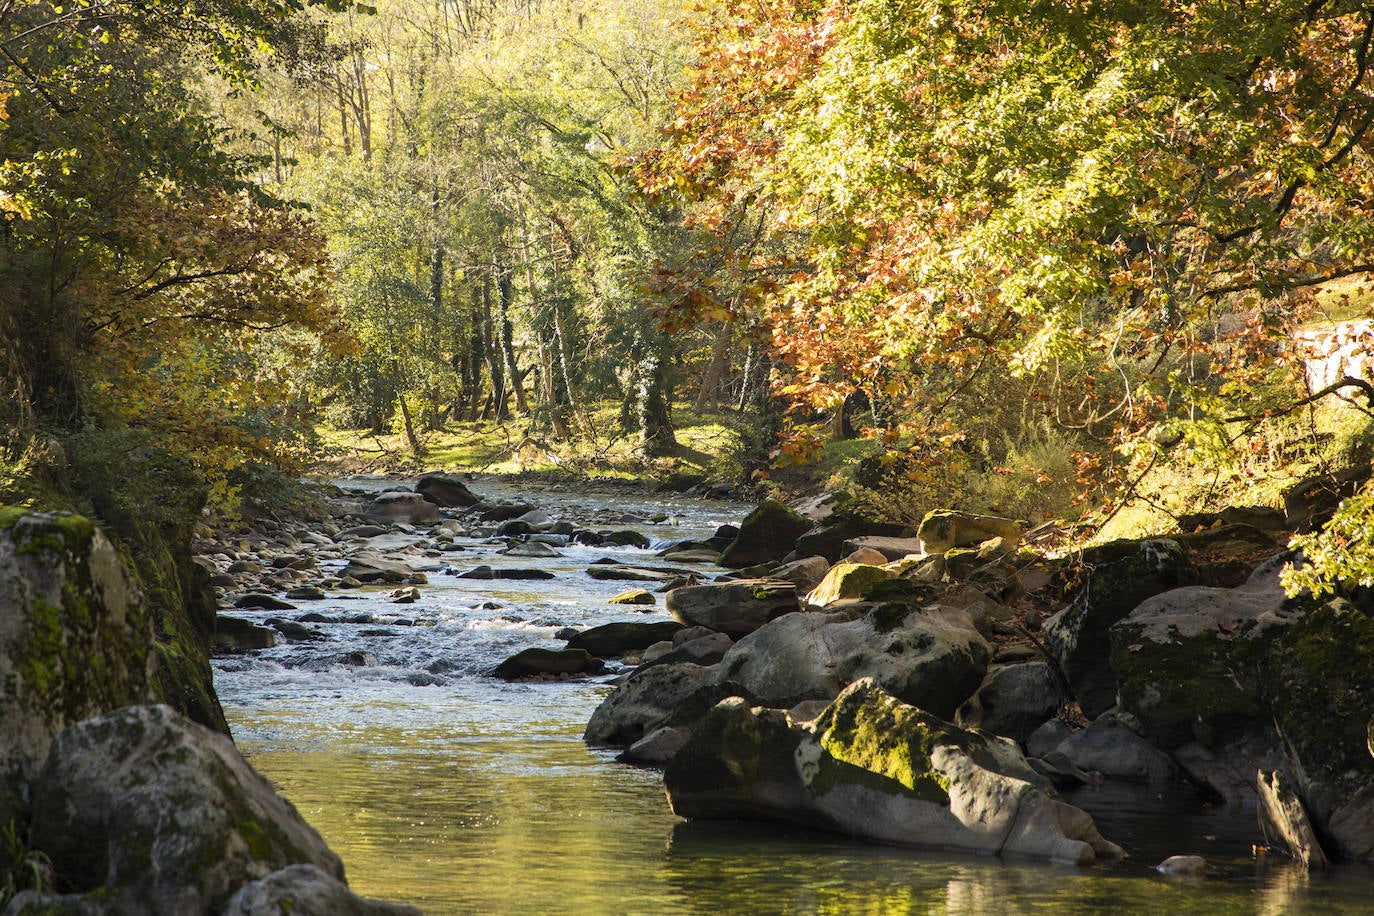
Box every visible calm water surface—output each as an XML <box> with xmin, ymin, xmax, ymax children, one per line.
<box><xmin>215</xmin><ymin>480</ymin><xmax>1374</xmax><ymax>914</ymax></box>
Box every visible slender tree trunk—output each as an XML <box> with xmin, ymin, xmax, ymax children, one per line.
<box><xmin>497</xmin><ymin>265</ymin><xmax>528</xmax><ymax>414</ymax></box>
<box><xmin>482</xmin><ymin>276</ymin><xmax>507</xmax><ymax>421</ymax></box>
<box><xmin>694</xmin><ymin>320</ymin><xmax>733</xmax><ymax>411</ymax></box>
<box><xmin>638</xmin><ymin>331</ymin><xmax>677</xmax><ymax>457</ymax></box>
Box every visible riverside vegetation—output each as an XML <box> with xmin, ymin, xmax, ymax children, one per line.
<box><xmin>8</xmin><ymin>0</ymin><xmax>1374</xmax><ymax>912</ymax></box>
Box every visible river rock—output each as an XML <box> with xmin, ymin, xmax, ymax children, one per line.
<box><xmin>768</xmin><ymin>556</ymin><xmax>831</xmax><ymax>595</ymax></box>
<box><xmin>337</xmin><ymin>524</ymin><xmax>389</xmax><ymax>539</ymax></box>
<box><xmin>285</xmin><ymin>586</ymin><xmax>327</xmax><ymax>600</ymax></box>
<box><xmin>0</xmin><ymin>512</ymin><xmax>157</xmax><ymax>825</ymax></box>
<box><xmin>805</xmin><ymin>563</ymin><xmax>894</xmax><ymax>607</ymax></box>
<box><xmin>956</xmin><ymin>662</ymin><xmax>1064</xmax><ymax>744</ymax></box>
<box><xmin>793</xmin><ymin>516</ymin><xmax>911</xmax><ymax>563</ymax></box>
<box><xmin>235</xmin><ymin>592</ymin><xmax>297</xmax><ymax>611</ymax></box>
<box><xmin>1258</xmin><ymin>768</ymin><xmax>1330</xmax><ymax>868</ymax></box>
<box><xmin>601</xmin><ymin>529</ymin><xmax>651</xmax><ymax>549</ymax></box>
<box><xmin>584</xmin><ymin>662</ymin><xmax>731</xmax><ymax>745</ymax></box>
<box><xmin>23</xmin><ymin>705</ymin><xmax>347</xmax><ymax>913</ymax></box>
<box><xmin>1045</xmin><ymin>537</ymin><xmax>1198</xmax><ymax>718</ymax></box>
<box><xmin>1036</xmin><ymin>715</ymin><xmax>1178</xmax><ymax>783</ymax></box>
<box><xmin>341</xmin><ymin>551</ymin><xmax>419</xmax><ymax>583</ymax></box>
<box><xmin>364</xmin><ymin>491</ymin><xmax>441</xmax><ymax>525</ymax></box>
<box><xmin>493</xmin><ymin>647</ymin><xmax>605</xmax><ymax>680</ymax></box>
<box><xmin>221</xmin><ymin>864</ymin><xmax>422</xmax><ymax>916</ymax></box>
<box><xmin>841</xmin><ymin>536</ymin><xmax>924</xmax><ymax>562</ymax></box>
<box><xmin>610</xmin><ymin>589</ymin><xmax>656</xmax><ymax>606</ymax></box>
<box><xmin>620</xmin><ymin>725</ymin><xmax>694</xmax><ymax>767</ymax></box>
<box><xmin>665</xmin><ymin>579</ymin><xmax>800</xmax><ymax>637</ymax></box>
<box><xmin>416</xmin><ymin>472</ymin><xmax>481</xmax><ymax>508</ymax></box>
<box><xmin>714</xmin><ymin>603</ymin><xmax>990</xmax><ymax>717</ymax></box>
<box><xmin>501</xmin><ymin>541</ymin><xmax>562</xmax><ymax>558</ymax></box>
<box><xmin>213</xmin><ymin>615</ymin><xmax>277</xmax><ymax>653</ymax></box>
<box><xmin>664</xmin><ymin>680</ymin><xmax>1123</xmax><ymax>865</ymax></box>
<box><xmin>496</xmin><ymin>568</ymin><xmax>556</xmax><ymax>580</ymax></box>
<box><xmin>718</xmin><ymin>501</ymin><xmax>812</xmax><ymax>568</ymax></box>
<box><xmin>478</xmin><ymin>501</ymin><xmax>534</xmax><ymax>522</ymax></box>
<box><xmin>917</xmin><ymin>510</ymin><xmax>1022</xmax><ymax>554</ymax></box>
<box><xmin>641</xmin><ymin>631</ymin><xmax>734</xmax><ymax>670</ymax></box>
<box><xmin>1108</xmin><ymin>554</ymin><xmax>1294</xmax><ymax>750</ymax></box>
<box><xmin>1156</xmin><ymin>855</ymin><xmax>1208</xmax><ymax>875</ymax></box>
<box><xmin>566</xmin><ymin>621</ymin><xmax>684</xmax><ymax>657</ymax></box>
<box><xmin>586</xmin><ymin>565</ymin><xmax>677</xmax><ymax>583</ymax></box>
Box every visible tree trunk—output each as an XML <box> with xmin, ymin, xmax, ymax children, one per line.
<box><xmin>482</xmin><ymin>275</ymin><xmax>507</xmax><ymax>421</ymax></box>
<box><xmin>638</xmin><ymin>331</ymin><xmax>677</xmax><ymax>457</ymax></box>
<box><xmin>694</xmin><ymin>320</ymin><xmax>733</xmax><ymax>411</ymax></box>
<box><xmin>497</xmin><ymin>265</ymin><xmax>528</xmax><ymax>414</ymax></box>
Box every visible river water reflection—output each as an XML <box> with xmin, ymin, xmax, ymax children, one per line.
<box><xmin>215</xmin><ymin>480</ymin><xmax>1374</xmax><ymax>914</ymax></box>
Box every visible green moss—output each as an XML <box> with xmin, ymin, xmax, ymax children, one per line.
<box><xmin>240</xmin><ymin>819</ymin><xmax>273</xmax><ymax>861</ymax></box>
<box><xmin>1110</xmin><ymin>623</ymin><xmax>1265</xmax><ymax>748</ymax></box>
<box><xmin>0</xmin><ymin>506</ymin><xmax>26</xmax><ymax>530</ymax></box>
<box><xmin>813</xmin><ymin>687</ymin><xmax>951</xmax><ymax>804</ymax></box>
<box><xmin>868</xmin><ymin>602</ymin><xmax>916</xmax><ymax>634</ymax></box>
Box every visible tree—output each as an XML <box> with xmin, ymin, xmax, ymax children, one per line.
<box><xmin>638</xmin><ymin>0</ymin><xmax>1374</xmax><ymax>494</ymax></box>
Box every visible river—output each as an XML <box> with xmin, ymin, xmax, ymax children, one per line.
<box><xmin>212</xmin><ymin>479</ymin><xmax>1374</xmax><ymax>914</ymax></box>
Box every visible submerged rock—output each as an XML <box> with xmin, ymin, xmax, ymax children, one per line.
<box><xmin>493</xmin><ymin>647</ymin><xmax>605</xmax><ymax>680</ymax></box>
<box><xmin>221</xmin><ymin>864</ymin><xmax>422</xmax><ymax>916</ymax></box>
<box><xmin>664</xmin><ymin>680</ymin><xmax>1123</xmax><ymax>865</ymax></box>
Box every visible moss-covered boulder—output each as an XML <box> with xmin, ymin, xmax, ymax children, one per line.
<box><xmin>13</xmin><ymin>705</ymin><xmax>371</xmax><ymax>914</ymax></box>
<box><xmin>0</xmin><ymin>511</ymin><xmax>157</xmax><ymax>826</ymax></box>
<box><xmin>1044</xmin><ymin>538</ymin><xmax>1197</xmax><ymax>718</ymax></box>
<box><xmin>717</xmin><ymin>500</ymin><xmax>812</xmax><ymax>568</ymax></box>
<box><xmin>664</xmin><ymin>680</ymin><xmax>1123</xmax><ymax>864</ymax></box>
<box><xmin>805</xmin><ymin>562</ymin><xmax>894</xmax><ymax>607</ymax></box>
<box><xmin>1263</xmin><ymin>604</ymin><xmax>1374</xmax><ymax>860</ymax></box>
<box><xmin>916</xmin><ymin>510</ymin><xmax>1023</xmax><ymax>554</ymax></box>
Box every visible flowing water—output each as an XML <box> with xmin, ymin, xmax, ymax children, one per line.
<box><xmin>214</xmin><ymin>479</ymin><xmax>1374</xmax><ymax>914</ymax></box>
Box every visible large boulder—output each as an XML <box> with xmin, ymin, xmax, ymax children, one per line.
<box><xmin>364</xmin><ymin>491</ymin><xmax>441</xmax><ymax>526</ymax></box>
<box><xmin>768</xmin><ymin>556</ymin><xmax>832</xmax><ymax>595</ymax></box>
<box><xmin>956</xmin><ymin>662</ymin><xmax>1064</xmax><ymax>745</ymax></box>
<box><xmin>718</xmin><ymin>501</ymin><xmax>812</xmax><ymax>568</ymax></box>
<box><xmin>0</xmin><ymin>512</ymin><xmax>157</xmax><ymax>826</ymax></box>
<box><xmin>584</xmin><ymin>662</ymin><xmax>734</xmax><ymax>746</ymax></box>
<box><xmin>340</xmin><ymin>551</ymin><xmax>421</xmax><ymax>583</ymax></box>
<box><xmin>21</xmin><ymin>705</ymin><xmax>350</xmax><ymax>913</ymax></box>
<box><xmin>1045</xmin><ymin>538</ymin><xmax>1197</xmax><ymax>718</ymax></box>
<box><xmin>805</xmin><ymin>563</ymin><xmax>893</xmax><ymax>607</ymax></box>
<box><xmin>917</xmin><ymin>510</ymin><xmax>1022</xmax><ymax>554</ymax></box>
<box><xmin>840</xmin><ymin>536</ymin><xmax>924</xmax><ymax>562</ymax></box>
<box><xmin>415</xmin><ymin>472</ymin><xmax>481</xmax><ymax>508</ymax></box>
<box><xmin>664</xmin><ymin>680</ymin><xmax>1123</xmax><ymax>865</ymax></box>
<box><xmin>665</xmin><ymin>580</ymin><xmax>800</xmax><ymax>637</ymax></box>
<box><xmin>714</xmin><ymin>603</ymin><xmax>991</xmax><ymax>717</ymax></box>
<box><xmin>1108</xmin><ymin>555</ymin><xmax>1292</xmax><ymax>750</ymax></box>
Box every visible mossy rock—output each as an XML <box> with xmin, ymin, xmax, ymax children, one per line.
<box><xmin>717</xmin><ymin>500</ymin><xmax>812</xmax><ymax>568</ymax></box>
<box><xmin>806</xmin><ymin>563</ymin><xmax>894</xmax><ymax>607</ymax></box>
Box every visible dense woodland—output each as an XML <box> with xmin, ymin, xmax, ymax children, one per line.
<box><xmin>6</xmin><ymin>0</ymin><xmax>1374</xmax><ymax>590</ymax></box>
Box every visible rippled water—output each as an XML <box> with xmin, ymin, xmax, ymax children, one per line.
<box><xmin>214</xmin><ymin>480</ymin><xmax>1374</xmax><ymax>914</ymax></box>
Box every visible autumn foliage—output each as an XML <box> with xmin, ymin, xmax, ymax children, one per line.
<box><xmin>636</xmin><ymin>0</ymin><xmax>1374</xmax><ymax>500</ymax></box>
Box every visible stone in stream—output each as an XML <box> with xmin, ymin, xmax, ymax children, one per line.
<box><xmin>493</xmin><ymin>647</ymin><xmax>606</xmax><ymax>680</ymax></box>
<box><xmin>341</xmin><ymin>551</ymin><xmax>420</xmax><ymax>584</ymax></box>
<box><xmin>1155</xmin><ymin>856</ymin><xmax>1208</xmax><ymax>876</ymax></box>
<box><xmin>213</xmin><ymin>615</ymin><xmax>277</xmax><ymax>652</ymax></box>
<box><xmin>566</xmin><ymin>620</ymin><xmax>685</xmax><ymax>658</ymax></box>
<box><xmin>285</xmin><ymin>586</ymin><xmax>327</xmax><ymax>600</ymax></box>
<box><xmin>234</xmin><ymin>593</ymin><xmax>297</xmax><ymax>611</ymax></box>
<box><xmin>805</xmin><ymin>563</ymin><xmax>894</xmax><ymax>607</ymax></box>
<box><xmin>364</xmin><ymin>491</ymin><xmax>441</xmax><ymax>526</ymax></box>
<box><xmin>586</xmin><ymin>565</ymin><xmax>677</xmax><ymax>583</ymax></box>
<box><xmin>663</xmin><ymin>680</ymin><xmax>1124</xmax><ymax>865</ymax></box>
<box><xmin>496</xmin><ymin>568</ymin><xmax>556</xmax><ymax>580</ymax></box>
<box><xmin>458</xmin><ymin>565</ymin><xmax>496</xmax><ymax>579</ymax></box>
<box><xmin>17</xmin><ymin>705</ymin><xmax>375</xmax><ymax>914</ymax></box>
<box><xmin>717</xmin><ymin>501</ymin><xmax>812</xmax><ymax>568</ymax></box>
<box><xmin>265</xmin><ymin>618</ymin><xmax>325</xmax><ymax>641</ymax></box>
<box><xmin>337</xmin><ymin>524</ymin><xmax>390</xmax><ymax>539</ymax></box>
<box><xmin>501</xmin><ymin>541</ymin><xmax>563</xmax><ymax>558</ymax></box>
<box><xmin>610</xmin><ymin>589</ymin><xmax>656</xmax><ymax>606</ymax></box>
<box><xmin>600</xmin><ymin>529</ymin><xmax>652</xmax><ymax>549</ymax></box>
<box><xmin>665</xmin><ymin>579</ymin><xmax>800</xmax><ymax>638</ymax></box>
<box><xmin>416</xmin><ymin>472</ymin><xmax>481</xmax><ymax>508</ymax></box>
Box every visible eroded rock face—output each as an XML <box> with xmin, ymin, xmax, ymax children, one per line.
<box><xmin>0</xmin><ymin>513</ymin><xmax>157</xmax><ymax>826</ymax></box>
<box><xmin>1045</xmin><ymin>538</ymin><xmax>1197</xmax><ymax>718</ymax></box>
<box><xmin>715</xmin><ymin>603</ymin><xmax>991</xmax><ymax>718</ymax></box>
<box><xmin>956</xmin><ymin>662</ymin><xmax>1064</xmax><ymax>745</ymax></box>
<box><xmin>664</xmin><ymin>681</ymin><xmax>1123</xmax><ymax>865</ymax></box>
<box><xmin>584</xmin><ymin>662</ymin><xmax>734</xmax><ymax>746</ymax></box>
<box><xmin>24</xmin><ymin>705</ymin><xmax>346</xmax><ymax>914</ymax></box>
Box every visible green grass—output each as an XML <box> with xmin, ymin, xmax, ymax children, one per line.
<box><xmin>313</xmin><ymin>402</ymin><xmax>754</xmax><ymax>484</ymax></box>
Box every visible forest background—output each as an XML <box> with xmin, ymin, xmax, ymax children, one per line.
<box><xmin>5</xmin><ymin>0</ymin><xmax>1374</xmax><ymax>593</ymax></box>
